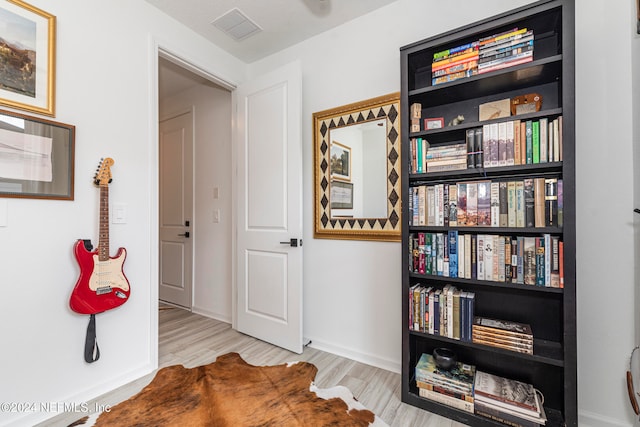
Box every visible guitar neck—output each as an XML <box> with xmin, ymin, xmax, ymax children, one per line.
<box><xmin>98</xmin><ymin>183</ymin><xmax>110</xmax><ymax>261</ymax></box>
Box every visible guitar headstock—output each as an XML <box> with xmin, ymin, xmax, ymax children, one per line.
<box><xmin>94</xmin><ymin>157</ymin><xmax>114</xmax><ymax>186</ymax></box>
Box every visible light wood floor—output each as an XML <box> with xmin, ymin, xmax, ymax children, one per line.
<box><xmin>39</xmin><ymin>307</ymin><xmax>468</xmax><ymax>427</ymax></box>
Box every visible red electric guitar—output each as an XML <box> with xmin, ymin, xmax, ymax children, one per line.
<box><xmin>70</xmin><ymin>158</ymin><xmax>130</xmax><ymax>314</ymax></box>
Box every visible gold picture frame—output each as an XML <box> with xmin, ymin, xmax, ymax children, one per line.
<box><xmin>313</xmin><ymin>92</ymin><xmax>401</xmax><ymax>241</ymax></box>
<box><xmin>0</xmin><ymin>0</ymin><xmax>56</xmax><ymax>116</ymax></box>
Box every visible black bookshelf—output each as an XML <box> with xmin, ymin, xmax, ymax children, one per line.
<box><xmin>400</xmin><ymin>1</ymin><xmax>576</xmax><ymax>426</ymax></box>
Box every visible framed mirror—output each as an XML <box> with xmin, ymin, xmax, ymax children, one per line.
<box><xmin>313</xmin><ymin>92</ymin><xmax>401</xmax><ymax>241</ymax></box>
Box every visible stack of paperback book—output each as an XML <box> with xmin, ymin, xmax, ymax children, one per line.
<box><xmin>478</xmin><ymin>28</ymin><xmax>534</xmax><ymax>74</ymax></box>
<box><xmin>414</xmin><ymin>353</ymin><xmax>476</xmax><ymax>413</ymax></box>
<box><xmin>472</xmin><ymin>317</ymin><xmax>534</xmax><ymax>355</ymax></box>
<box><xmin>424</xmin><ymin>143</ymin><xmax>468</xmax><ymax>173</ymax></box>
<box><xmin>474</xmin><ymin>371</ymin><xmax>547</xmax><ymax>426</ymax></box>
<box><xmin>431</xmin><ymin>42</ymin><xmax>479</xmax><ymax>85</ymax></box>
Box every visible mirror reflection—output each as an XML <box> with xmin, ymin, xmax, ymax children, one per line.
<box><xmin>329</xmin><ymin>119</ymin><xmax>387</xmax><ymax>218</ymax></box>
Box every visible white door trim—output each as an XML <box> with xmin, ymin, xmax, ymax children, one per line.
<box><xmin>148</xmin><ymin>36</ymin><xmax>240</xmax><ymax>369</ymax></box>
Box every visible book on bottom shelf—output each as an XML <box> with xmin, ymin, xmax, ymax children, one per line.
<box><xmin>418</xmin><ymin>387</ymin><xmax>474</xmax><ymax>413</ymax></box>
<box><xmin>475</xmin><ymin>400</ymin><xmax>547</xmax><ymax>427</ymax></box>
<box><xmin>416</xmin><ymin>380</ymin><xmax>474</xmax><ymax>402</ymax></box>
<box><xmin>474</xmin><ymin>371</ymin><xmax>541</xmax><ymax>417</ymax></box>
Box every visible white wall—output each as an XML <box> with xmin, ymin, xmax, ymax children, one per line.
<box><xmin>575</xmin><ymin>1</ymin><xmax>637</xmax><ymax>425</ymax></box>
<box><xmin>249</xmin><ymin>0</ymin><xmax>638</xmax><ymax>425</ymax></box>
<box><xmin>0</xmin><ymin>1</ymin><xmax>246</xmax><ymax>426</ymax></box>
<box><xmin>159</xmin><ymin>83</ymin><xmax>233</xmax><ymax>323</ymax></box>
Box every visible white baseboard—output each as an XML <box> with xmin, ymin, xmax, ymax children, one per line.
<box><xmin>307</xmin><ymin>337</ymin><xmax>400</xmax><ymax>374</ymax></box>
<box><xmin>191</xmin><ymin>306</ymin><xmax>231</xmax><ymax>324</ymax></box>
<box><xmin>2</xmin><ymin>362</ymin><xmax>154</xmax><ymax>427</ymax></box>
<box><xmin>579</xmin><ymin>409</ymin><xmax>635</xmax><ymax>427</ymax></box>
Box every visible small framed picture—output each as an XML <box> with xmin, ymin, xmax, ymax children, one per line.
<box><xmin>330</xmin><ymin>140</ymin><xmax>351</xmax><ymax>182</ymax></box>
<box><xmin>424</xmin><ymin>117</ymin><xmax>444</xmax><ymax>130</ymax></box>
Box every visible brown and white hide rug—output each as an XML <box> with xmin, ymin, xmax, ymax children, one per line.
<box><xmin>71</xmin><ymin>352</ymin><xmax>388</xmax><ymax>426</ymax></box>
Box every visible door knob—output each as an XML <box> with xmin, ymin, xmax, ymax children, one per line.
<box><xmin>178</xmin><ymin>232</ymin><xmax>190</xmax><ymax>238</ymax></box>
<box><xmin>279</xmin><ymin>238</ymin><xmax>299</xmax><ymax>247</ymax></box>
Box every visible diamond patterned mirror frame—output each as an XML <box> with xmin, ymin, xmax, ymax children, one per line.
<box><xmin>313</xmin><ymin>92</ymin><xmax>401</xmax><ymax>241</ymax></box>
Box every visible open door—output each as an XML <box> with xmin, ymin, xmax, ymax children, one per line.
<box><xmin>234</xmin><ymin>61</ymin><xmax>303</xmax><ymax>354</ymax></box>
<box><xmin>159</xmin><ymin>110</ymin><xmax>193</xmax><ymax>309</ymax></box>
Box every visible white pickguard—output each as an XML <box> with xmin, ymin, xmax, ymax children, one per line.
<box><xmin>89</xmin><ymin>250</ymin><xmax>129</xmax><ymax>292</ymax></box>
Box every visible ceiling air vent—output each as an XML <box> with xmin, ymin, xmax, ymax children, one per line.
<box><xmin>211</xmin><ymin>8</ymin><xmax>262</xmax><ymax>41</ymax></box>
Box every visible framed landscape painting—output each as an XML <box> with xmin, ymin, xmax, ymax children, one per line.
<box><xmin>0</xmin><ymin>0</ymin><xmax>55</xmax><ymax>116</ymax></box>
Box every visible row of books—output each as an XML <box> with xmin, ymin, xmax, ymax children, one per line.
<box><xmin>409</xmin><ymin>116</ymin><xmax>563</xmax><ymax>173</ymax></box>
<box><xmin>409</xmin><ymin>284</ymin><xmax>475</xmax><ymax>340</ymax></box>
<box><xmin>476</xmin><ymin>117</ymin><xmax>564</xmax><ymax>168</ymax></box>
<box><xmin>409</xmin><ymin>231</ymin><xmax>564</xmax><ymax>288</ymax></box>
<box><xmin>415</xmin><ymin>353</ymin><xmax>547</xmax><ymax>426</ymax></box>
<box><xmin>431</xmin><ymin>28</ymin><xmax>535</xmax><ymax>86</ymax></box>
<box><xmin>409</xmin><ymin>178</ymin><xmax>563</xmax><ymax>229</ymax></box>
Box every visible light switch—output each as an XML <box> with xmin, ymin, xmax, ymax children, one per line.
<box><xmin>113</xmin><ymin>203</ymin><xmax>127</xmax><ymax>224</ymax></box>
<box><xmin>213</xmin><ymin>209</ymin><xmax>220</xmax><ymax>223</ymax></box>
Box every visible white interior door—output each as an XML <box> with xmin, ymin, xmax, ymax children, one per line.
<box><xmin>159</xmin><ymin>110</ymin><xmax>193</xmax><ymax>308</ymax></box>
<box><xmin>235</xmin><ymin>61</ymin><xmax>303</xmax><ymax>353</ymax></box>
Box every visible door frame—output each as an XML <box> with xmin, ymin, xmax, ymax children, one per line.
<box><xmin>149</xmin><ymin>39</ymin><xmax>238</xmax><ymax>368</ymax></box>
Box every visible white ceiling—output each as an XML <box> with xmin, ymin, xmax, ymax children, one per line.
<box><xmin>145</xmin><ymin>0</ymin><xmax>398</xmax><ymax>64</ymax></box>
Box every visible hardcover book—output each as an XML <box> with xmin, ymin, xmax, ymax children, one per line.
<box><xmin>482</xmin><ymin>124</ymin><xmax>491</xmax><ymax>168</ymax></box>
<box><xmin>475</xmin><ymin>400</ymin><xmax>546</xmax><ymax>427</ymax></box>
<box><xmin>466</xmin><ymin>129</ymin><xmax>475</xmax><ymax>169</ymax></box>
<box><xmin>490</xmin><ymin>182</ymin><xmax>500</xmax><ymax>227</ymax></box>
<box><xmin>474</xmin><ymin>371</ymin><xmax>540</xmax><ymax>417</ymax></box>
<box><xmin>523</xmin><ymin>237</ymin><xmax>536</xmax><ymax>285</ymax></box>
<box><xmin>498</xmin><ymin>121</ymin><xmax>507</xmax><ymax>166</ymax></box>
<box><xmin>473</xmin><ymin>316</ymin><xmax>533</xmax><ymax>337</ymax></box>
<box><xmin>513</xmin><ymin>119</ymin><xmax>521</xmax><ymax>165</ymax></box>
<box><xmin>499</xmin><ymin>182</ymin><xmax>508</xmax><ymax>227</ymax></box>
<box><xmin>459</xmin><ymin>235</ymin><xmax>466</xmax><ymax>280</ymax></box>
<box><xmin>535</xmin><ymin>237</ymin><xmax>545</xmax><ymax>286</ymax></box>
<box><xmin>525</xmin><ymin>121</ymin><xmax>533</xmax><ymax>164</ymax></box>
<box><xmin>449</xmin><ymin>184</ymin><xmax>458</xmax><ymax>227</ymax></box>
<box><xmin>466</xmin><ymin>182</ymin><xmax>478</xmax><ymax>226</ymax></box>
<box><xmin>532</xmin><ymin>121</ymin><xmax>540</xmax><ymax>164</ymax></box>
<box><xmin>416</xmin><ymin>380</ymin><xmax>473</xmax><ymax>402</ymax></box>
<box><xmin>539</xmin><ymin>117</ymin><xmax>548</xmax><ymax>163</ymax></box>
<box><xmin>523</xmin><ymin>178</ymin><xmax>535</xmax><ymax>227</ymax></box>
<box><xmin>515</xmin><ymin>180</ymin><xmax>525</xmax><ymax>227</ymax></box>
<box><xmin>545</xmin><ymin>178</ymin><xmax>558</xmax><ymax>227</ymax></box>
<box><xmin>507</xmin><ymin>181</ymin><xmax>516</xmax><ymax>228</ymax></box>
<box><xmin>474</xmin><ymin>128</ymin><xmax>484</xmax><ymax>168</ymax></box>
<box><xmin>533</xmin><ymin>178</ymin><xmax>546</xmax><ymax>228</ymax></box>
<box><xmin>418</xmin><ymin>387</ymin><xmax>475</xmax><ymax>413</ymax></box>
<box><xmin>477</xmin><ymin>180</ymin><xmax>492</xmax><ymax>226</ymax></box>
<box><xmin>464</xmin><ymin>234</ymin><xmax>472</xmax><ymax>279</ymax></box>
<box><xmin>448</xmin><ymin>230</ymin><xmax>458</xmax><ymax>278</ymax></box>
<box><xmin>506</xmin><ymin>120</ymin><xmax>515</xmax><ymax>165</ymax></box>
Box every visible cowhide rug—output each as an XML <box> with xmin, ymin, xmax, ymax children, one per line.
<box><xmin>70</xmin><ymin>352</ymin><xmax>388</xmax><ymax>426</ymax></box>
